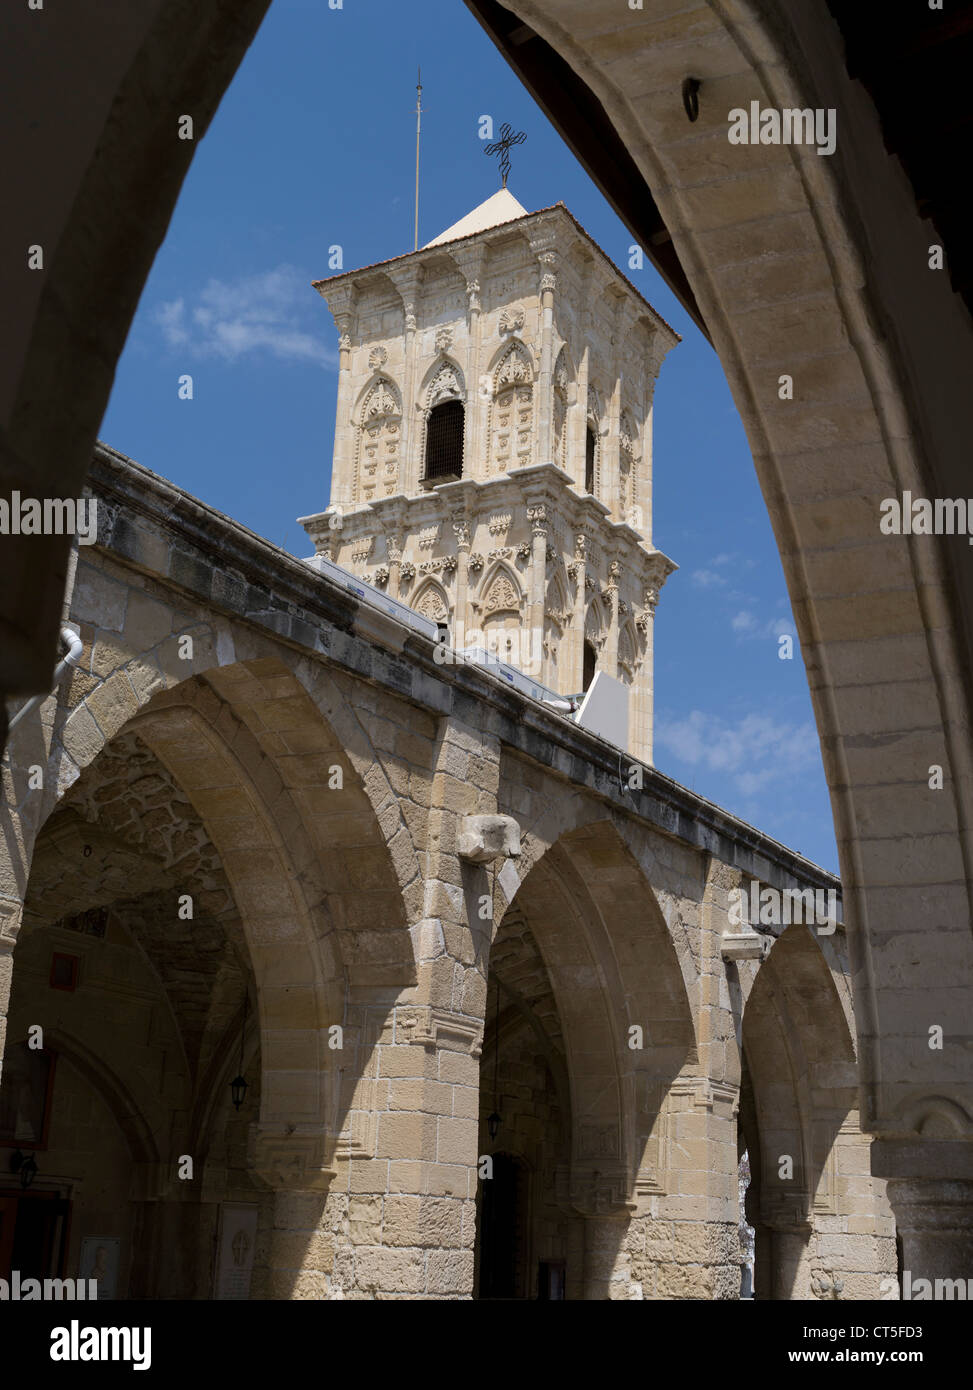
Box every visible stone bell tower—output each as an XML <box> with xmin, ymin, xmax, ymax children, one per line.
<box><xmin>299</xmin><ymin>189</ymin><xmax>679</xmax><ymax>763</ymax></box>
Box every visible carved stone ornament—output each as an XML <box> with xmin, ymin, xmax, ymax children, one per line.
<box><xmin>373</xmin><ymin>565</ymin><xmax>390</xmax><ymax>587</ymax></box>
<box><xmin>365</xmin><ymin>380</ymin><xmax>398</xmax><ymax>419</ymax></box>
<box><xmin>468</xmin><ymin>552</ymin><xmax>484</xmax><ymax>571</ymax></box>
<box><xmin>451</xmin><ymin>516</ymin><xmax>471</xmax><ymax>548</ymax></box>
<box><xmin>516</xmin><ymin>542</ymin><xmax>532</xmax><ymax>560</ymax></box>
<box><xmin>427</xmin><ymin>362</ymin><xmax>462</xmax><ymax>407</ymax></box>
<box><xmin>415</xmin><ymin>585</ymin><xmax>449</xmax><ymax>622</ymax></box>
<box><xmin>399</xmin><ymin>561</ymin><xmax>416</xmax><ymax>582</ymax></box>
<box><xmin>499</xmin><ymin>305</ymin><xmax>525</xmax><ymax>334</ymax></box>
<box><xmin>496</xmin><ymin>349</ymin><xmax>531</xmax><ymax>389</ymax></box>
<box><xmin>435</xmin><ymin>326</ymin><xmax>454</xmax><ymax>353</ymax></box>
<box><xmin>483</xmin><ymin>572</ymin><xmax>521</xmax><ymax>615</ymax></box>
<box><xmin>368</xmin><ymin>346</ymin><xmax>388</xmax><ymax>369</ymax></box>
<box><xmin>457</xmin><ymin>814</ymin><xmax>521</xmax><ymax>862</ymax></box>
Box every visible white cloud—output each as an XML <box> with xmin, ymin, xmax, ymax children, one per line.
<box><xmin>655</xmin><ymin>709</ymin><xmax>820</xmax><ymax>797</ymax></box>
<box><xmin>731</xmin><ymin>608</ymin><xmax>796</xmax><ymax>643</ymax></box>
<box><xmin>154</xmin><ymin>264</ymin><xmax>335</xmax><ymax>368</ymax></box>
<box><xmin>691</xmin><ymin>569</ymin><xmax>728</xmax><ymax>588</ymax></box>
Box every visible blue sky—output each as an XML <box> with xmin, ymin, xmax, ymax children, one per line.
<box><xmin>99</xmin><ymin>0</ymin><xmax>838</xmax><ymax>872</ymax></box>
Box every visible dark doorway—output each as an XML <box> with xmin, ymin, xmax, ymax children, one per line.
<box><xmin>0</xmin><ymin>1191</ymin><xmax>70</xmax><ymax>1281</ymax></box>
<box><xmin>424</xmin><ymin>400</ymin><xmax>464</xmax><ymax>482</ymax></box>
<box><xmin>476</xmin><ymin>1153</ymin><xmax>527</xmax><ymax>1299</ymax></box>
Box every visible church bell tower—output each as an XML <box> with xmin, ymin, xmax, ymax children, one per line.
<box><xmin>299</xmin><ymin>189</ymin><xmax>679</xmax><ymax>764</ymax></box>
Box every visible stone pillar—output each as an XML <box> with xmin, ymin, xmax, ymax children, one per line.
<box><xmin>532</xmin><ymin>246</ymin><xmax>558</xmax><ymax>465</ymax></box>
<box><xmin>385</xmin><ymin>528</ymin><xmax>402</xmax><ymax>602</ymax></box>
<box><xmin>604</xmin><ymin>558</ymin><xmax>620</xmax><ymax>672</ymax></box>
<box><xmin>525</xmin><ymin>498</ymin><xmax>548</xmax><ymax>677</ymax></box>
<box><xmin>874</xmin><ymin>1139</ymin><xmax>973</xmax><ymax>1289</ymax></box>
<box><xmin>327</xmin><ymin>287</ymin><xmax>359</xmax><ymax>509</ymax></box>
<box><xmin>249</xmin><ymin>1127</ymin><xmax>337</xmax><ymax>1299</ymax></box>
<box><xmin>452</xmin><ymin>512</ymin><xmax>471</xmax><ymax>650</ymax></box>
<box><xmin>569</xmin><ymin>529</ymin><xmax>587</xmax><ymax>693</ymax></box>
<box><xmin>573</xmin><ymin>336</ymin><xmax>591</xmax><ymax>491</ymax></box>
<box><xmin>388</xmin><ymin>266</ymin><xmax>423</xmax><ymax>490</ymax></box>
<box><xmin>654</xmin><ymin>1077</ymin><xmax>742</xmax><ymax>1299</ymax></box>
<box><xmin>761</xmin><ymin>1204</ymin><xmax>814</xmax><ymax>1299</ymax></box>
<box><xmin>639</xmin><ymin>331</ymin><xmax>671</xmax><ymax>545</ymax></box>
<box><xmin>633</xmin><ymin>550</ymin><xmax>673</xmax><ymax>766</ymax></box>
<box><xmin>582</xmin><ymin>1211</ymin><xmax>641</xmax><ymax>1299</ymax></box>
<box><xmin>885</xmin><ymin>1179</ymin><xmax>973</xmax><ymax>1290</ymax></box>
<box><xmin>327</xmin><ymin>713</ymin><xmax>510</xmax><ymax>1299</ymax></box>
<box><xmin>452</xmin><ymin>247</ymin><xmax>485</xmax><ymax>476</ymax></box>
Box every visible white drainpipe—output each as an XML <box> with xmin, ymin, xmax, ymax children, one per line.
<box><xmin>8</xmin><ymin>626</ymin><xmax>84</xmax><ymax>730</ymax></box>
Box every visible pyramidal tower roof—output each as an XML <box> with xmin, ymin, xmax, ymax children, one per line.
<box><xmin>422</xmin><ymin>188</ymin><xmax>529</xmax><ymax>248</ymax></box>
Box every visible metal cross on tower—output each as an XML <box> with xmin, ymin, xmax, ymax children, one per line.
<box><xmin>484</xmin><ymin>123</ymin><xmax>527</xmax><ymax>188</ymax></box>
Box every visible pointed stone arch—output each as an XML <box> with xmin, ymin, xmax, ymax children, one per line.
<box><xmin>485</xmin><ymin>815</ymin><xmax>697</xmax><ymax>1240</ymax></box>
<box><xmin>412</xmin><ymin>577</ymin><xmax>450</xmax><ymax>625</ymax></box>
<box><xmin>739</xmin><ymin>922</ymin><xmax>891</xmax><ymax>1299</ymax></box>
<box><xmin>544</xmin><ymin>568</ymin><xmax>571</xmax><ymax>670</ymax></box>
<box><xmin>617</xmin><ymin>620</ymin><xmax>637</xmax><ymax>685</ymax></box>
<box><xmin>584</xmin><ymin>594</ymin><xmax>607</xmax><ymax>652</ymax></box>
<box><xmin>487</xmin><ymin>339</ymin><xmax>534</xmax><ymax>476</ymax></box>
<box><xmin>479</xmin><ymin>560</ymin><xmax>523</xmax><ymax>619</ymax></box>
<box><xmin>355</xmin><ymin>374</ymin><xmax>402</xmax><ymax>503</ymax></box>
<box><xmin>420</xmin><ymin>354</ymin><xmax>465</xmax><ymax>410</ymax></box>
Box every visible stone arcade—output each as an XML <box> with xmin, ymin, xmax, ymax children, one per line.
<box><xmin>0</xmin><ymin>195</ymin><xmax>896</xmax><ymax>1300</ymax></box>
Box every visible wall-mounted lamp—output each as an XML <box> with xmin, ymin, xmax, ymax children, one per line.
<box><xmin>9</xmin><ymin>1149</ymin><xmax>38</xmax><ymax>1189</ymax></box>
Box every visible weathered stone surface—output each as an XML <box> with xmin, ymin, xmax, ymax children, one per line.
<box><xmin>456</xmin><ymin>813</ymin><xmax>522</xmax><ymax>862</ymax></box>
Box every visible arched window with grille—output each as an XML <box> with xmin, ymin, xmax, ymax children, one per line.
<box><xmin>424</xmin><ymin>400</ymin><xmax>464</xmax><ymax>484</ymax></box>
